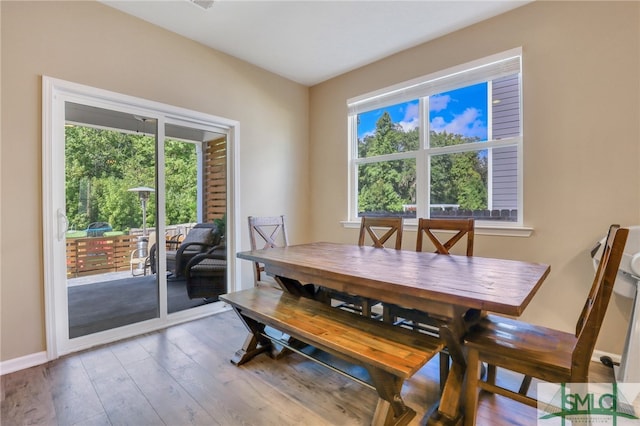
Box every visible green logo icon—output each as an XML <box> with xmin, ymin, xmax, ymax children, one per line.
<box><xmin>537</xmin><ymin>383</ymin><xmax>640</xmax><ymax>425</ymax></box>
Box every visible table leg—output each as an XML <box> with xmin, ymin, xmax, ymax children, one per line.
<box><xmin>428</xmin><ymin>311</ymin><xmax>470</xmax><ymax>426</ymax></box>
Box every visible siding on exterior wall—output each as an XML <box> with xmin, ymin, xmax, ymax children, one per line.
<box><xmin>492</xmin><ymin>146</ymin><xmax>518</xmax><ymax>210</ymax></box>
<box><xmin>491</xmin><ymin>74</ymin><xmax>520</xmax><ymax>210</ymax></box>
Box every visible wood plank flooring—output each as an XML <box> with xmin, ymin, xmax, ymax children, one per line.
<box><xmin>1</xmin><ymin>310</ymin><xmax>615</xmax><ymax>426</ymax></box>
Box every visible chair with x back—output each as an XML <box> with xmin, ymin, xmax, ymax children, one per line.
<box><xmin>384</xmin><ymin>217</ymin><xmax>475</xmax><ymax>326</ymax></box>
<box><xmin>463</xmin><ymin>224</ymin><xmax>628</xmax><ymax>426</ymax></box>
<box><xmin>248</xmin><ymin>215</ymin><xmax>289</xmax><ymax>288</ymax></box>
<box><xmin>416</xmin><ymin>218</ymin><xmax>474</xmax><ymax>256</ymax></box>
<box><xmin>358</xmin><ymin>216</ymin><xmax>404</xmax><ymax>249</ymax></box>
<box><xmin>325</xmin><ymin>216</ymin><xmax>404</xmax><ymax>317</ymax></box>
<box><xmin>384</xmin><ymin>217</ymin><xmax>475</xmax><ymax>389</ymax></box>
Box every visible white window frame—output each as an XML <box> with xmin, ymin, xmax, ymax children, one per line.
<box><xmin>346</xmin><ymin>48</ymin><xmax>532</xmax><ymax>237</ymax></box>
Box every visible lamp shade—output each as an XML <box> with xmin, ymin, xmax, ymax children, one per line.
<box><xmin>128</xmin><ymin>186</ymin><xmax>155</xmax><ymax>200</ymax></box>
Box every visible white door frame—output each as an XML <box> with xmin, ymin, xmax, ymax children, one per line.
<box><xmin>42</xmin><ymin>76</ymin><xmax>241</xmax><ymax>359</ymax></box>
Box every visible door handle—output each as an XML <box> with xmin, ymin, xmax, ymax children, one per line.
<box><xmin>57</xmin><ymin>209</ymin><xmax>68</xmax><ymax>241</ymax></box>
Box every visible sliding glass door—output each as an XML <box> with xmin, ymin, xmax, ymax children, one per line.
<box><xmin>43</xmin><ymin>77</ymin><xmax>238</xmax><ymax>357</ymax></box>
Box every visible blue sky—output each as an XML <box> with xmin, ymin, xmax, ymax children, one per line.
<box><xmin>357</xmin><ymin>82</ymin><xmax>488</xmax><ymax>141</ymax></box>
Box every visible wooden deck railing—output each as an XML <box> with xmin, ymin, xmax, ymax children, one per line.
<box><xmin>66</xmin><ymin>235</ymin><xmax>139</xmax><ymax>278</ymax></box>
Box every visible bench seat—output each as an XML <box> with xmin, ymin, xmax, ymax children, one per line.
<box><xmin>221</xmin><ymin>287</ymin><xmax>444</xmax><ymax>426</ymax></box>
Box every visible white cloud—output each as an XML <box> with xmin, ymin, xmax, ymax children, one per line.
<box><xmin>431</xmin><ymin>116</ymin><xmax>446</xmax><ymax>130</ymax></box>
<box><xmin>430</xmin><ymin>107</ymin><xmax>486</xmax><ymax>139</ymax></box>
<box><xmin>360</xmin><ymin>129</ymin><xmax>375</xmax><ymax>139</ymax></box>
<box><xmin>430</xmin><ymin>94</ymin><xmax>451</xmax><ymax>112</ymax></box>
<box><xmin>398</xmin><ymin>118</ymin><xmax>419</xmax><ymax>132</ymax></box>
<box><xmin>399</xmin><ymin>102</ymin><xmax>420</xmax><ymax>132</ymax></box>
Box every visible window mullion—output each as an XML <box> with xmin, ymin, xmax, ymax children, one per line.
<box><xmin>426</xmin><ymin>137</ymin><xmax>520</xmax><ymax>156</ymax></box>
<box><xmin>354</xmin><ymin>151</ymin><xmax>416</xmax><ymax>165</ymax></box>
<box><xmin>417</xmin><ymin>97</ymin><xmax>428</xmax><ymax>218</ymax></box>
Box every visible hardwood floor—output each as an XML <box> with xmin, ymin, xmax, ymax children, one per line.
<box><xmin>1</xmin><ymin>310</ymin><xmax>615</xmax><ymax>426</ymax></box>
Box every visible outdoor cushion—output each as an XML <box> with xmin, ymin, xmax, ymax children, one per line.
<box><xmin>181</xmin><ymin>227</ymin><xmax>215</xmax><ymax>246</ymax></box>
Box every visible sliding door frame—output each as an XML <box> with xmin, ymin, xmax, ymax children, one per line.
<box><xmin>42</xmin><ymin>76</ymin><xmax>241</xmax><ymax>359</ymax></box>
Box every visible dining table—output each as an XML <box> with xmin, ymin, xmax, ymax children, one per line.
<box><xmin>236</xmin><ymin>241</ymin><xmax>551</xmax><ymax>426</ymax></box>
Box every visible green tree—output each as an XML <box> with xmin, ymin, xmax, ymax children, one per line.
<box><xmin>164</xmin><ymin>140</ymin><xmax>197</xmax><ymax>225</ymax></box>
<box><xmin>64</xmin><ymin>126</ymin><xmax>197</xmax><ymax>233</ymax></box>
<box><xmin>358</xmin><ymin>112</ymin><xmax>417</xmax><ymax>213</ymax></box>
<box><xmin>430</xmin><ymin>132</ymin><xmax>487</xmax><ymax>210</ymax></box>
<box><xmin>357</xmin><ymin>112</ymin><xmax>488</xmax><ymax>215</ymax></box>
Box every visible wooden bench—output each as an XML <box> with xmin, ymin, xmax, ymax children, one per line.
<box><xmin>220</xmin><ymin>287</ymin><xmax>444</xmax><ymax>426</ymax></box>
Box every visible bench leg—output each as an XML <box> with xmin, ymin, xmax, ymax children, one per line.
<box><xmin>367</xmin><ymin>367</ymin><xmax>415</xmax><ymax>426</ymax></box>
<box><xmin>230</xmin><ymin>308</ymin><xmax>272</xmax><ymax>366</ymax></box>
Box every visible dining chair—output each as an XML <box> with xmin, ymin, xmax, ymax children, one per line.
<box><xmin>416</xmin><ymin>217</ymin><xmax>474</xmax><ymax>255</ymax></box>
<box><xmin>358</xmin><ymin>216</ymin><xmax>404</xmax><ymax>249</ymax></box>
<box><xmin>386</xmin><ymin>218</ymin><xmax>475</xmax><ymax>322</ymax></box>
<box><xmin>463</xmin><ymin>224</ymin><xmax>628</xmax><ymax>426</ymax></box>
<box><xmin>326</xmin><ymin>216</ymin><xmax>404</xmax><ymax>317</ymax></box>
<box><xmin>385</xmin><ymin>217</ymin><xmax>475</xmax><ymax>389</ymax></box>
<box><xmin>248</xmin><ymin>215</ymin><xmax>289</xmax><ymax>288</ymax></box>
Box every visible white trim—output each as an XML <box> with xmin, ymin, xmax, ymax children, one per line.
<box><xmin>42</xmin><ymin>76</ymin><xmax>241</xmax><ymax>360</ymax></box>
<box><xmin>0</xmin><ymin>352</ymin><xmax>48</xmax><ymax>376</ymax></box>
<box><xmin>348</xmin><ymin>48</ymin><xmax>522</xmax><ymax>115</ymax></box>
<box><xmin>592</xmin><ymin>349</ymin><xmax>621</xmax><ymax>365</ymax></box>
<box><xmin>227</xmin><ymin>124</ymin><xmax>242</xmax><ymax>293</ymax></box>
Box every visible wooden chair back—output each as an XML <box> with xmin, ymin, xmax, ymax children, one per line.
<box><xmin>572</xmin><ymin>224</ymin><xmax>628</xmax><ymax>376</ymax></box>
<box><xmin>358</xmin><ymin>216</ymin><xmax>403</xmax><ymax>249</ymax></box>
<box><xmin>248</xmin><ymin>215</ymin><xmax>289</xmax><ymax>285</ymax></box>
<box><xmin>463</xmin><ymin>225</ymin><xmax>628</xmax><ymax>424</ymax></box>
<box><xmin>416</xmin><ymin>218</ymin><xmax>474</xmax><ymax>255</ymax></box>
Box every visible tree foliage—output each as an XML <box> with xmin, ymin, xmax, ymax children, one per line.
<box><xmin>65</xmin><ymin>126</ymin><xmax>197</xmax><ymax>232</ymax></box>
<box><xmin>357</xmin><ymin>112</ymin><xmax>488</xmax><ymax>214</ymax></box>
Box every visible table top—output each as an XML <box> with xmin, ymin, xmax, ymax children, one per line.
<box><xmin>237</xmin><ymin>241</ymin><xmax>550</xmax><ymax>316</ymax></box>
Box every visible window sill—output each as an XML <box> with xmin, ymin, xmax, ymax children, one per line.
<box><xmin>340</xmin><ymin>220</ymin><xmax>533</xmax><ymax>238</ymax></box>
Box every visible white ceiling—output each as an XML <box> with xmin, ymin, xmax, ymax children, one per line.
<box><xmin>100</xmin><ymin>0</ymin><xmax>531</xmax><ymax>86</ymax></box>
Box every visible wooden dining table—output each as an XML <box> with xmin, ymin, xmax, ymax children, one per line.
<box><xmin>236</xmin><ymin>241</ymin><xmax>551</xmax><ymax>425</ymax></box>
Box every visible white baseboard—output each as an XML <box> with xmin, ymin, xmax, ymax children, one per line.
<box><xmin>0</xmin><ymin>351</ymin><xmax>48</xmax><ymax>376</ymax></box>
<box><xmin>592</xmin><ymin>349</ymin><xmax>621</xmax><ymax>365</ymax></box>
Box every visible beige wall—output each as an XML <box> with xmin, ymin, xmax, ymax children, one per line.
<box><xmin>0</xmin><ymin>1</ymin><xmax>310</xmax><ymax>362</ymax></box>
<box><xmin>2</xmin><ymin>0</ymin><xmax>639</xmax><ymax>365</ymax></box>
<box><xmin>309</xmin><ymin>1</ymin><xmax>640</xmax><ymax>353</ymax></box>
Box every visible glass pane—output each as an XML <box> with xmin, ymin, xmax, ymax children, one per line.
<box><xmin>164</xmin><ymin>139</ymin><xmax>198</xmax><ymax>228</ymax></box>
<box><xmin>429</xmin><ymin>150</ymin><xmax>488</xmax><ymax>218</ymax></box>
<box><xmin>358</xmin><ymin>159</ymin><xmax>416</xmax><ymax>218</ymax></box>
<box><xmin>429</xmin><ymin>83</ymin><xmax>488</xmax><ymax>145</ymax></box>
<box><xmin>357</xmin><ymin>100</ymin><xmax>420</xmax><ymax>158</ymax></box>
<box><xmin>164</xmin><ymin>123</ymin><xmax>227</xmax><ymax>313</ymax></box>
<box><xmin>65</xmin><ymin>105</ymin><xmax>159</xmax><ymax>338</ymax></box>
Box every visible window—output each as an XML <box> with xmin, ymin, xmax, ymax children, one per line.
<box><xmin>348</xmin><ymin>49</ymin><xmax>522</xmax><ymax>226</ymax></box>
